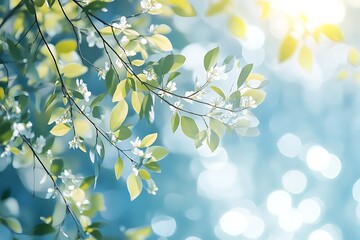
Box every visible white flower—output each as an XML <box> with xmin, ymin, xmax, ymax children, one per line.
<box><xmin>33</xmin><ymin>135</ymin><xmax>46</xmax><ymax>153</ymax></box>
<box><xmin>133</xmin><ymin>148</ymin><xmax>144</xmax><ymax>157</ymax></box>
<box><xmin>207</xmin><ymin>65</ymin><xmax>228</xmax><ymax>82</ymax></box>
<box><xmin>86</xmin><ymin>31</ymin><xmax>103</xmax><ymax>48</ymax></box>
<box><xmin>146</xmin><ymin>179</ymin><xmax>158</xmax><ymax>195</ymax></box>
<box><xmin>112</xmin><ymin>16</ymin><xmax>131</xmax><ymax>31</ymax></box>
<box><xmin>132</xmin><ymin>166</ymin><xmax>139</xmax><ymax>176</ymax></box>
<box><xmin>169</xmin><ymin>100</ymin><xmax>183</xmax><ymax>113</ymax></box>
<box><xmin>76</xmin><ymin>78</ymin><xmax>92</xmax><ymax>102</ymax></box>
<box><xmin>140</xmin><ymin>37</ymin><xmax>148</xmax><ymax>45</ymax></box>
<box><xmin>241</xmin><ymin>96</ymin><xmax>257</xmax><ymax>109</ymax></box>
<box><xmin>130</xmin><ymin>137</ymin><xmax>142</xmax><ymax>148</ymax></box>
<box><xmin>158</xmin><ymin>82</ymin><xmax>177</xmax><ymax>98</ymax></box>
<box><xmin>0</xmin><ymin>145</ymin><xmax>11</xmax><ymax>158</ymax></box>
<box><xmin>149</xmin><ymin>24</ymin><xmax>158</xmax><ymax>33</ymax></box>
<box><xmin>184</xmin><ymin>90</ymin><xmax>204</xmax><ymax>104</ymax></box>
<box><xmin>12</xmin><ymin>121</ymin><xmax>34</xmax><ymax>138</ymax></box>
<box><xmin>144</xmin><ymin>69</ymin><xmax>156</xmax><ymax>81</ymax></box>
<box><xmin>47</xmin><ymin>149</ymin><xmax>53</xmax><ymax>159</ymax></box>
<box><xmin>140</xmin><ymin>0</ymin><xmax>162</xmax><ymax>10</ymax></box>
<box><xmin>68</xmin><ymin>136</ymin><xmax>83</xmax><ymax>149</ymax></box>
<box><xmin>98</xmin><ymin>62</ymin><xmax>110</xmax><ymax>80</ymax></box>
<box><xmin>46</xmin><ymin>187</ymin><xmax>56</xmax><ymax>199</ymax></box>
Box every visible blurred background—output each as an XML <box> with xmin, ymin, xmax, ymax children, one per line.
<box><xmin>2</xmin><ymin>0</ymin><xmax>360</xmax><ymax>239</ymax></box>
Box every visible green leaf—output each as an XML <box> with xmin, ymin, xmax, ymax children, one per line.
<box><xmin>237</xmin><ymin>63</ymin><xmax>253</xmax><ymax>88</ymax></box>
<box><xmin>228</xmin><ymin>15</ymin><xmax>246</xmax><ymax>38</ymax></box>
<box><xmin>127</xmin><ymin>173</ymin><xmax>142</xmax><ymax>201</ymax></box>
<box><xmin>140</xmin><ymin>133</ymin><xmax>157</xmax><ymax>148</ymax></box>
<box><xmin>170</xmin><ymin>112</ymin><xmax>180</xmax><ymax>132</ymax></box>
<box><xmin>242</xmin><ymin>89</ymin><xmax>266</xmax><ymax>106</ymax></box>
<box><xmin>207</xmin><ymin>130</ymin><xmax>219</xmax><ymax>152</ymax></box>
<box><xmin>210</xmin><ymin>118</ymin><xmax>227</xmax><ymax>138</ymax></box>
<box><xmin>204</xmin><ymin>47</ymin><xmax>219</xmax><ymax>71</ymax></box>
<box><xmin>318</xmin><ymin>24</ymin><xmax>343</xmax><ymax>42</ymax></box>
<box><xmin>298</xmin><ymin>45</ymin><xmax>313</xmax><ymax>71</ymax></box>
<box><xmin>206</xmin><ymin>0</ymin><xmax>230</xmax><ymax>16</ymax></box>
<box><xmin>147</xmin><ymin>146</ymin><xmax>169</xmax><ymax>161</ymax></box>
<box><xmin>105</xmin><ymin>69</ymin><xmax>117</xmax><ymax>95</ymax></box>
<box><xmin>114</xmin><ymin>126</ymin><xmax>132</xmax><ymax>140</ymax></box>
<box><xmin>167</xmin><ymin>72</ymin><xmax>181</xmax><ymax>83</ymax></box>
<box><xmin>80</xmin><ymin>176</ymin><xmax>95</xmax><ymax>190</ymax></box>
<box><xmin>139</xmin><ymin>169</ymin><xmax>151</xmax><ymax>180</ymax></box>
<box><xmin>50</xmin><ymin>123</ymin><xmax>71</xmax><ymax>136</ymax></box>
<box><xmin>90</xmin><ymin>93</ymin><xmax>106</xmax><ymax>108</ymax></box>
<box><xmin>161</xmin><ymin>55</ymin><xmax>175</xmax><ymax>75</ymax></box>
<box><xmin>112</xmin><ymin>80</ymin><xmax>130</xmax><ymax>102</ymax></box>
<box><xmin>229</xmin><ymin>90</ymin><xmax>241</xmax><ymax>109</ymax></box>
<box><xmin>181</xmin><ymin>116</ymin><xmax>199</xmax><ymax>139</ymax></box>
<box><xmin>110</xmin><ymin>100</ymin><xmax>128</xmax><ymax>131</ymax></box>
<box><xmin>92</xmin><ymin>106</ymin><xmax>105</xmax><ymax>120</ymax></box>
<box><xmin>96</xmin><ymin>139</ymin><xmax>105</xmax><ymax>161</ymax></box>
<box><xmin>169</xmin><ymin>55</ymin><xmax>186</xmax><ymax>72</ymax></box>
<box><xmin>55</xmin><ymin>39</ymin><xmax>77</xmax><ymax>54</ymax></box>
<box><xmin>50</xmin><ymin>159</ymin><xmax>64</xmax><ymax>176</ymax></box>
<box><xmin>194</xmin><ymin>130</ymin><xmax>207</xmax><ymax>148</ymax></box>
<box><xmin>61</xmin><ymin>63</ymin><xmax>88</xmax><ymax>78</ymax></box>
<box><xmin>144</xmin><ymin>162</ymin><xmax>161</xmax><ymax>173</ymax></box>
<box><xmin>115</xmin><ymin>157</ymin><xmax>124</xmax><ymax>180</ymax></box>
<box><xmin>211</xmin><ymin>86</ymin><xmax>226</xmax><ymax>99</ymax></box>
<box><xmin>46</xmin><ymin>0</ymin><xmax>56</xmax><ymax>7</ymax></box>
<box><xmin>33</xmin><ymin>223</ymin><xmax>54</xmax><ymax>235</ymax></box>
<box><xmin>83</xmin><ymin>1</ymin><xmax>108</xmax><ymax>12</ymax></box>
<box><xmin>44</xmin><ymin>94</ymin><xmax>56</xmax><ymax>111</ymax></box>
<box><xmin>279</xmin><ymin>34</ymin><xmax>298</xmax><ymax>62</ymax></box>
<box><xmin>131</xmin><ymin>91</ymin><xmax>144</xmax><ymax>114</ymax></box>
<box><xmin>139</xmin><ymin>94</ymin><xmax>153</xmax><ymax>122</ymax></box>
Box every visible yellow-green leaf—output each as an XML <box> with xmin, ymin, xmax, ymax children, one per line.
<box><xmin>110</xmin><ymin>100</ymin><xmax>128</xmax><ymax>131</ymax></box>
<box><xmin>168</xmin><ymin>0</ymin><xmax>196</xmax><ymax>17</ymax></box>
<box><xmin>50</xmin><ymin>123</ymin><xmax>71</xmax><ymax>136</ymax></box>
<box><xmin>279</xmin><ymin>34</ymin><xmax>298</xmax><ymax>62</ymax></box>
<box><xmin>125</xmin><ymin>226</ymin><xmax>152</xmax><ymax>240</ymax></box>
<box><xmin>181</xmin><ymin>116</ymin><xmax>199</xmax><ymax>139</ymax></box>
<box><xmin>0</xmin><ymin>87</ymin><xmax>5</xmax><ymax>100</ymax></box>
<box><xmin>148</xmin><ymin>34</ymin><xmax>173</xmax><ymax>51</ymax></box>
<box><xmin>112</xmin><ymin>80</ymin><xmax>129</xmax><ymax>102</ymax></box>
<box><xmin>298</xmin><ymin>45</ymin><xmax>313</xmax><ymax>71</ymax></box>
<box><xmin>55</xmin><ymin>39</ymin><xmax>77</xmax><ymax>54</ymax></box>
<box><xmin>348</xmin><ymin>47</ymin><xmax>359</xmax><ymax>66</ymax></box>
<box><xmin>171</xmin><ymin>112</ymin><xmax>180</xmax><ymax>132</ymax></box>
<box><xmin>205</xmin><ymin>0</ymin><xmax>230</xmax><ymax>16</ymax></box>
<box><xmin>131</xmin><ymin>91</ymin><xmax>144</xmax><ymax>114</ymax></box>
<box><xmin>127</xmin><ymin>173</ymin><xmax>142</xmax><ymax>201</ymax></box>
<box><xmin>318</xmin><ymin>24</ymin><xmax>343</xmax><ymax>42</ymax></box>
<box><xmin>139</xmin><ymin>169</ymin><xmax>151</xmax><ymax>180</ymax></box>
<box><xmin>228</xmin><ymin>15</ymin><xmax>246</xmax><ymax>38</ymax></box>
<box><xmin>100</xmin><ymin>26</ymin><xmax>121</xmax><ymax>35</ymax></box>
<box><xmin>132</xmin><ymin>59</ymin><xmax>145</xmax><ymax>66</ymax></box>
<box><xmin>61</xmin><ymin>63</ymin><xmax>88</xmax><ymax>78</ymax></box>
<box><xmin>140</xmin><ymin>133</ymin><xmax>157</xmax><ymax>148</ymax></box>
<box><xmin>114</xmin><ymin>157</ymin><xmax>124</xmax><ymax>180</ymax></box>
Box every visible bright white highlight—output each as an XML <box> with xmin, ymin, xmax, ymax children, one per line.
<box><xmin>308</xmin><ymin>229</ymin><xmax>333</xmax><ymax>240</ymax></box>
<box><xmin>306</xmin><ymin>145</ymin><xmax>331</xmax><ymax>171</ymax></box>
<box><xmin>282</xmin><ymin>170</ymin><xmax>307</xmax><ymax>194</ymax></box>
<box><xmin>298</xmin><ymin>198</ymin><xmax>321</xmax><ymax>224</ymax></box>
<box><xmin>240</xmin><ymin>25</ymin><xmax>265</xmax><ymax>50</ymax></box>
<box><xmin>352</xmin><ymin>179</ymin><xmax>360</xmax><ymax>202</ymax></box>
<box><xmin>243</xmin><ymin>215</ymin><xmax>265</xmax><ymax>239</ymax></box>
<box><xmin>219</xmin><ymin>208</ymin><xmax>249</xmax><ymax>236</ymax></box>
<box><xmin>277</xmin><ymin>133</ymin><xmax>302</xmax><ymax>158</ymax></box>
<box><xmin>267</xmin><ymin>190</ymin><xmax>292</xmax><ymax>216</ymax></box>
<box><xmin>278</xmin><ymin>208</ymin><xmax>303</xmax><ymax>232</ymax></box>
<box><xmin>321</xmin><ymin>154</ymin><xmax>341</xmax><ymax>179</ymax></box>
<box><xmin>151</xmin><ymin>215</ymin><xmax>176</xmax><ymax>237</ymax></box>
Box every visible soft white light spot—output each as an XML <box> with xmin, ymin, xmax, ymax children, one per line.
<box><xmin>298</xmin><ymin>198</ymin><xmax>321</xmax><ymax>224</ymax></box>
<box><xmin>282</xmin><ymin>170</ymin><xmax>307</xmax><ymax>194</ymax></box>
<box><xmin>267</xmin><ymin>190</ymin><xmax>292</xmax><ymax>216</ymax></box>
<box><xmin>308</xmin><ymin>229</ymin><xmax>333</xmax><ymax>240</ymax></box>
<box><xmin>0</xmin><ymin>198</ymin><xmax>19</xmax><ymax>217</ymax></box>
<box><xmin>306</xmin><ymin>145</ymin><xmax>331</xmax><ymax>171</ymax></box>
<box><xmin>185</xmin><ymin>207</ymin><xmax>202</xmax><ymax>221</ymax></box>
<box><xmin>240</xmin><ymin>25</ymin><xmax>265</xmax><ymax>50</ymax></box>
<box><xmin>185</xmin><ymin>237</ymin><xmax>202</xmax><ymax>240</ymax></box>
<box><xmin>243</xmin><ymin>215</ymin><xmax>265</xmax><ymax>239</ymax></box>
<box><xmin>200</xmin><ymin>147</ymin><xmax>228</xmax><ymax>170</ymax></box>
<box><xmin>242</xmin><ymin>48</ymin><xmax>265</xmax><ymax>66</ymax></box>
<box><xmin>321</xmin><ymin>154</ymin><xmax>341</xmax><ymax>179</ymax></box>
<box><xmin>219</xmin><ymin>208</ymin><xmax>249</xmax><ymax>236</ymax></box>
<box><xmin>352</xmin><ymin>179</ymin><xmax>360</xmax><ymax>202</ymax></box>
<box><xmin>345</xmin><ymin>0</ymin><xmax>360</xmax><ymax>7</ymax></box>
<box><xmin>151</xmin><ymin>215</ymin><xmax>176</xmax><ymax>237</ymax></box>
<box><xmin>278</xmin><ymin>208</ymin><xmax>303</xmax><ymax>232</ymax></box>
<box><xmin>277</xmin><ymin>133</ymin><xmax>302</xmax><ymax>158</ymax></box>
<box><xmin>181</xmin><ymin>44</ymin><xmax>206</xmax><ymax>71</ymax></box>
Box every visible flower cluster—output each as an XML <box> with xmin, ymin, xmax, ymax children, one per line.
<box><xmin>86</xmin><ymin>31</ymin><xmax>103</xmax><ymax>48</ymax></box>
<box><xmin>76</xmin><ymin>78</ymin><xmax>92</xmax><ymax>102</ymax></box>
<box><xmin>112</xmin><ymin>16</ymin><xmax>131</xmax><ymax>32</ymax></box>
<box><xmin>207</xmin><ymin>65</ymin><xmax>228</xmax><ymax>82</ymax></box>
<box><xmin>140</xmin><ymin>0</ymin><xmax>162</xmax><ymax>11</ymax></box>
<box><xmin>158</xmin><ymin>82</ymin><xmax>177</xmax><ymax>98</ymax></box>
<box><xmin>68</xmin><ymin>136</ymin><xmax>84</xmax><ymax>149</ymax></box>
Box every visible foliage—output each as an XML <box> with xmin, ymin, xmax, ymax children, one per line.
<box><xmin>0</xmin><ymin>0</ymin><xmax>267</xmax><ymax>238</ymax></box>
